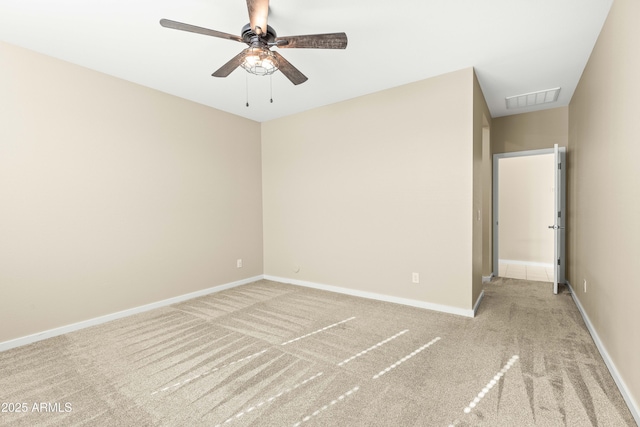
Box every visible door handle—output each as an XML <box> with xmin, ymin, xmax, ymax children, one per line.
<box><xmin>548</xmin><ymin>225</ymin><xmax>565</xmax><ymax>229</ymax></box>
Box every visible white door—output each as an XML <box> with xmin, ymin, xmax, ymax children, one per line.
<box><xmin>551</xmin><ymin>144</ymin><xmax>567</xmax><ymax>294</ymax></box>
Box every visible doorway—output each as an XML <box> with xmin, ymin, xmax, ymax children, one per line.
<box><xmin>492</xmin><ymin>147</ymin><xmax>566</xmax><ymax>292</ymax></box>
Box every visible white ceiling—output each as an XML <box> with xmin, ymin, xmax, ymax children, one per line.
<box><xmin>0</xmin><ymin>0</ymin><xmax>613</xmax><ymax>122</ymax></box>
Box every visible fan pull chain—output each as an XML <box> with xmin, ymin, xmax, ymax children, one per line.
<box><xmin>245</xmin><ymin>74</ymin><xmax>249</xmax><ymax>107</ymax></box>
<box><xmin>270</xmin><ymin>75</ymin><xmax>274</xmax><ymax>104</ymax></box>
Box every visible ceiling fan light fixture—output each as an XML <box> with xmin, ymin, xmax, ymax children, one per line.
<box><xmin>241</xmin><ymin>47</ymin><xmax>279</xmax><ymax>76</ymax></box>
<box><xmin>161</xmin><ymin>0</ymin><xmax>346</xmax><ymax>85</ymax></box>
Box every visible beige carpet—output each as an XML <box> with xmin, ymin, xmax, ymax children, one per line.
<box><xmin>0</xmin><ymin>278</ymin><xmax>636</xmax><ymax>426</ymax></box>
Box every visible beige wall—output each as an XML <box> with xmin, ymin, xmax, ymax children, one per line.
<box><xmin>262</xmin><ymin>68</ymin><xmax>478</xmax><ymax>311</ymax></box>
<box><xmin>0</xmin><ymin>42</ymin><xmax>263</xmax><ymax>343</ymax></box>
<box><xmin>490</xmin><ymin>105</ymin><xmax>568</xmax><ymax>278</ymax></box>
<box><xmin>473</xmin><ymin>72</ymin><xmax>492</xmax><ymax>303</ymax></box>
<box><xmin>492</xmin><ymin>107</ymin><xmax>568</xmax><ymax>154</ymax></box>
<box><xmin>498</xmin><ymin>154</ymin><xmax>554</xmax><ymax>265</ymax></box>
<box><xmin>568</xmin><ymin>0</ymin><xmax>640</xmax><ymax>414</ymax></box>
<box><xmin>481</xmin><ymin>127</ymin><xmax>492</xmax><ymax>277</ymax></box>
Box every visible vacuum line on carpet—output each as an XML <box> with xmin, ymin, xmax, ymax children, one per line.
<box><xmin>338</xmin><ymin>329</ymin><xmax>409</xmax><ymax>366</ymax></box>
<box><xmin>448</xmin><ymin>355</ymin><xmax>520</xmax><ymax>426</ymax></box>
<box><xmin>372</xmin><ymin>337</ymin><xmax>441</xmax><ymax>380</ymax></box>
<box><xmin>213</xmin><ymin>372</ymin><xmax>324</xmax><ymax>427</ymax></box>
<box><xmin>150</xmin><ymin>349</ymin><xmax>269</xmax><ymax>395</ymax></box>
<box><xmin>291</xmin><ymin>385</ymin><xmax>360</xmax><ymax>427</ymax></box>
<box><xmin>280</xmin><ymin>317</ymin><xmax>356</xmax><ymax>346</ymax></box>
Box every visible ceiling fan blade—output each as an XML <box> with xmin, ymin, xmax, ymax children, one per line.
<box><xmin>160</xmin><ymin>19</ymin><xmax>243</xmax><ymax>43</ymax></box>
<box><xmin>212</xmin><ymin>50</ymin><xmax>247</xmax><ymax>77</ymax></box>
<box><xmin>275</xmin><ymin>33</ymin><xmax>348</xmax><ymax>49</ymax></box>
<box><xmin>246</xmin><ymin>0</ymin><xmax>269</xmax><ymax>34</ymax></box>
<box><xmin>272</xmin><ymin>51</ymin><xmax>308</xmax><ymax>85</ymax></box>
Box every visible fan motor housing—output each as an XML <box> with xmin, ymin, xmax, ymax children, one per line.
<box><xmin>241</xmin><ymin>23</ymin><xmax>277</xmax><ymax>45</ymax></box>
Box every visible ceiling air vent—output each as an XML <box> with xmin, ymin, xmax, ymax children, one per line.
<box><xmin>505</xmin><ymin>87</ymin><xmax>560</xmax><ymax>109</ymax></box>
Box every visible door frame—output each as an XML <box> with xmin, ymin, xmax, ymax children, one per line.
<box><xmin>492</xmin><ymin>148</ymin><xmax>566</xmax><ymax>285</ymax></box>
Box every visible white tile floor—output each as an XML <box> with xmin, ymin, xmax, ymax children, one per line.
<box><xmin>498</xmin><ymin>261</ymin><xmax>554</xmax><ymax>282</ymax></box>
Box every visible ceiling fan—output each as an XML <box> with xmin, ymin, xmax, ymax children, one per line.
<box><xmin>160</xmin><ymin>0</ymin><xmax>348</xmax><ymax>85</ymax></box>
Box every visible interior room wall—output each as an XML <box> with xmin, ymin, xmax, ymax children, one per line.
<box><xmin>498</xmin><ymin>154</ymin><xmax>555</xmax><ymax>265</ymax></box>
<box><xmin>262</xmin><ymin>68</ymin><xmax>478</xmax><ymax>312</ymax></box>
<box><xmin>481</xmin><ymin>127</ymin><xmax>492</xmax><ymax>277</ymax></box>
<box><xmin>490</xmin><ymin>105</ymin><xmax>568</xmax><ymax>279</ymax></box>
<box><xmin>492</xmin><ymin>107</ymin><xmax>568</xmax><ymax>155</ymax></box>
<box><xmin>568</xmin><ymin>0</ymin><xmax>640</xmax><ymax>415</ymax></box>
<box><xmin>473</xmin><ymin>72</ymin><xmax>492</xmax><ymax>304</ymax></box>
<box><xmin>0</xmin><ymin>42</ymin><xmax>264</xmax><ymax>343</ymax></box>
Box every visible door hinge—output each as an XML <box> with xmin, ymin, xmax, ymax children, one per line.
<box><xmin>558</xmin><ymin>259</ymin><xmax>561</xmax><ymax>266</ymax></box>
<box><xmin>558</xmin><ymin>163</ymin><xmax>562</xmax><ymax>170</ymax></box>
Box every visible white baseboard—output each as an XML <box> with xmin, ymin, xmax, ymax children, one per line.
<box><xmin>264</xmin><ymin>275</ymin><xmax>477</xmax><ymax>318</ymax></box>
<box><xmin>566</xmin><ymin>281</ymin><xmax>640</xmax><ymax>425</ymax></box>
<box><xmin>499</xmin><ymin>259</ymin><xmax>553</xmax><ymax>268</ymax></box>
<box><xmin>0</xmin><ymin>275</ymin><xmax>263</xmax><ymax>353</ymax></box>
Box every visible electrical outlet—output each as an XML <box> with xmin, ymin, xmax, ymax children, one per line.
<box><xmin>237</xmin><ymin>259</ymin><xmax>243</xmax><ymax>268</ymax></box>
<box><xmin>583</xmin><ymin>279</ymin><xmax>587</xmax><ymax>293</ymax></box>
<box><xmin>412</xmin><ymin>272</ymin><xmax>420</xmax><ymax>284</ymax></box>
